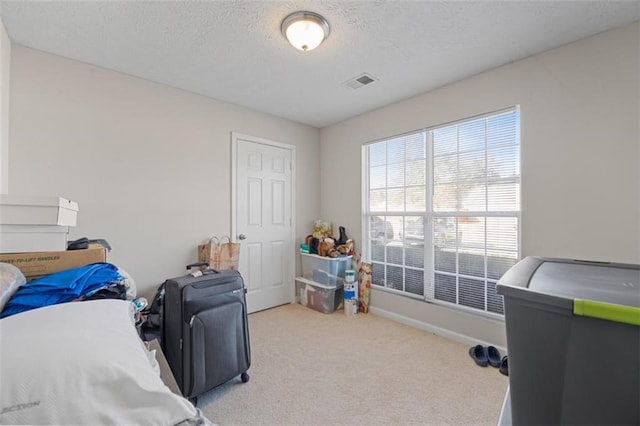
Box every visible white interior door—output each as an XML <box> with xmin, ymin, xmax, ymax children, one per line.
<box><xmin>232</xmin><ymin>133</ymin><xmax>294</xmax><ymax>313</ymax></box>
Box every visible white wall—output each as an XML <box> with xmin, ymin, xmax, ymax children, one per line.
<box><xmin>9</xmin><ymin>46</ymin><xmax>321</xmax><ymax>299</ymax></box>
<box><xmin>0</xmin><ymin>18</ymin><xmax>10</xmax><ymax>193</ymax></box>
<box><xmin>320</xmin><ymin>22</ymin><xmax>640</xmax><ymax>347</ymax></box>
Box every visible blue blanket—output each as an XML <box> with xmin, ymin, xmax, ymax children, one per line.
<box><xmin>0</xmin><ymin>263</ymin><xmax>122</xmax><ymax>318</ymax></box>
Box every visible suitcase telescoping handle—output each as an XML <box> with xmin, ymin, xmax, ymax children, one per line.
<box><xmin>186</xmin><ymin>261</ymin><xmax>208</xmax><ymax>270</ymax></box>
<box><xmin>186</xmin><ymin>262</ymin><xmax>219</xmax><ymax>276</ymax></box>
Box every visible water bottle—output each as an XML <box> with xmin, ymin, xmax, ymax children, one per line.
<box><xmin>344</xmin><ymin>270</ymin><xmax>358</xmax><ymax>316</ymax></box>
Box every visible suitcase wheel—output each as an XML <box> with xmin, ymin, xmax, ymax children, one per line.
<box><xmin>241</xmin><ymin>372</ymin><xmax>250</xmax><ymax>383</ymax></box>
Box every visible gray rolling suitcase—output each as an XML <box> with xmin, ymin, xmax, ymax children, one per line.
<box><xmin>162</xmin><ymin>267</ymin><xmax>251</xmax><ymax>402</ymax></box>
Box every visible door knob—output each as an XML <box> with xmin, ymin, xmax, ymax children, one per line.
<box><xmin>238</xmin><ymin>234</ymin><xmax>247</xmax><ymax>240</ymax></box>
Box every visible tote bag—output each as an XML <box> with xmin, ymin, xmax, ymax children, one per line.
<box><xmin>198</xmin><ymin>236</ymin><xmax>240</xmax><ymax>270</ymax></box>
<box><xmin>218</xmin><ymin>236</ymin><xmax>240</xmax><ymax>270</ymax></box>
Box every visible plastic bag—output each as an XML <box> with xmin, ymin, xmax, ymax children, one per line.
<box><xmin>312</xmin><ymin>220</ymin><xmax>332</xmax><ymax>239</ymax></box>
<box><xmin>117</xmin><ymin>267</ymin><xmax>138</xmax><ymax>300</ymax></box>
<box><xmin>0</xmin><ymin>263</ymin><xmax>27</xmax><ymax>312</ymax></box>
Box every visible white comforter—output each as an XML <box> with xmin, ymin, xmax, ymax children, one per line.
<box><xmin>0</xmin><ymin>299</ymin><xmax>206</xmax><ymax>425</ymax></box>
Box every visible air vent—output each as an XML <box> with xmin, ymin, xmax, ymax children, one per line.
<box><xmin>343</xmin><ymin>73</ymin><xmax>378</xmax><ymax>89</ymax></box>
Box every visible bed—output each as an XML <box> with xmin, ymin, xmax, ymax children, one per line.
<box><xmin>0</xmin><ymin>298</ymin><xmax>214</xmax><ymax>425</ymax></box>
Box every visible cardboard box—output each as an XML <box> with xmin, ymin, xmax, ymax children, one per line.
<box><xmin>144</xmin><ymin>339</ymin><xmax>182</xmax><ymax>397</ymax></box>
<box><xmin>0</xmin><ymin>194</ymin><xmax>79</xmax><ymax>226</ymax></box>
<box><xmin>0</xmin><ymin>244</ymin><xmax>107</xmax><ymax>280</ymax></box>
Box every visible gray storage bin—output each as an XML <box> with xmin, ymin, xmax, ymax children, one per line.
<box><xmin>496</xmin><ymin>257</ymin><xmax>640</xmax><ymax>425</ymax></box>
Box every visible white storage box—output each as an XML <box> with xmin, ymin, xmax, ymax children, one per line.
<box><xmin>296</xmin><ymin>277</ymin><xmax>343</xmax><ymax>314</ymax></box>
<box><xmin>300</xmin><ymin>253</ymin><xmax>352</xmax><ymax>287</ymax></box>
<box><xmin>0</xmin><ymin>195</ymin><xmax>79</xmax><ymax>227</ymax></box>
<box><xmin>0</xmin><ymin>225</ymin><xmax>69</xmax><ymax>253</ymax></box>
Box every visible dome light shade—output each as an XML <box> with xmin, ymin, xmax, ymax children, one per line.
<box><xmin>281</xmin><ymin>11</ymin><xmax>330</xmax><ymax>52</ymax></box>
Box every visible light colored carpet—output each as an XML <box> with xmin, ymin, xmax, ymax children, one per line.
<box><xmin>199</xmin><ymin>303</ymin><xmax>508</xmax><ymax>425</ymax></box>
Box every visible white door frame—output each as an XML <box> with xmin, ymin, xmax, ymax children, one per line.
<box><xmin>231</xmin><ymin>132</ymin><xmax>297</xmax><ymax>305</ymax></box>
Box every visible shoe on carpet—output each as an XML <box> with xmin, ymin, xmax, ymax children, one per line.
<box><xmin>499</xmin><ymin>355</ymin><xmax>509</xmax><ymax>376</ymax></box>
<box><xmin>468</xmin><ymin>344</ymin><xmax>488</xmax><ymax>367</ymax></box>
<box><xmin>487</xmin><ymin>346</ymin><xmax>501</xmax><ymax>368</ymax></box>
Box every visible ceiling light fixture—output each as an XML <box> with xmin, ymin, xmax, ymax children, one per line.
<box><xmin>281</xmin><ymin>11</ymin><xmax>330</xmax><ymax>52</ymax></box>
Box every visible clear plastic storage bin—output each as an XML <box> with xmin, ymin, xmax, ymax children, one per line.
<box><xmin>295</xmin><ymin>277</ymin><xmax>343</xmax><ymax>314</ymax></box>
<box><xmin>300</xmin><ymin>253</ymin><xmax>352</xmax><ymax>287</ymax></box>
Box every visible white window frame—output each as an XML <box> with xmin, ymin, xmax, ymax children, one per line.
<box><xmin>362</xmin><ymin>107</ymin><xmax>521</xmax><ymax>319</ymax></box>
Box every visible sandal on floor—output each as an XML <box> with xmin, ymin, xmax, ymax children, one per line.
<box><xmin>487</xmin><ymin>346</ymin><xmax>501</xmax><ymax>368</ymax></box>
<box><xmin>499</xmin><ymin>355</ymin><xmax>509</xmax><ymax>376</ymax></box>
<box><xmin>468</xmin><ymin>344</ymin><xmax>488</xmax><ymax>367</ymax></box>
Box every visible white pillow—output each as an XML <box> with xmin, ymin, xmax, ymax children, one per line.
<box><xmin>0</xmin><ymin>299</ymin><xmax>200</xmax><ymax>425</ymax></box>
<box><xmin>0</xmin><ymin>262</ymin><xmax>26</xmax><ymax>312</ymax></box>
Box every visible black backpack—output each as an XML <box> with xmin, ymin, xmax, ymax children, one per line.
<box><xmin>140</xmin><ymin>282</ymin><xmax>165</xmax><ymax>344</ymax></box>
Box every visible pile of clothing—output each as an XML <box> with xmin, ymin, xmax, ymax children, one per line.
<box><xmin>0</xmin><ymin>262</ymin><xmax>130</xmax><ymax>318</ymax></box>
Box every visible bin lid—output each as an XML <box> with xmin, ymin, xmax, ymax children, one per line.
<box><xmin>300</xmin><ymin>252</ymin><xmax>352</xmax><ymax>261</ymax></box>
<box><xmin>497</xmin><ymin>257</ymin><xmax>640</xmax><ymax>326</ymax></box>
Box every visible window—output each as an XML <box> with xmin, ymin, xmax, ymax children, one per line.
<box><xmin>363</xmin><ymin>108</ymin><xmax>520</xmax><ymax>316</ymax></box>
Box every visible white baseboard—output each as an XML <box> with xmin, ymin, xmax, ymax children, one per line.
<box><xmin>369</xmin><ymin>306</ymin><xmax>507</xmax><ymax>355</ymax></box>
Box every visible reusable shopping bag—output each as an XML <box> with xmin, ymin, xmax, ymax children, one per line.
<box><xmin>198</xmin><ymin>236</ymin><xmax>240</xmax><ymax>270</ymax></box>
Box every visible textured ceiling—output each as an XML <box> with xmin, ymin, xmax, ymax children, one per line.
<box><xmin>1</xmin><ymin>1</ymin><xmax>638</xmax><ymax>128</ymax></box>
